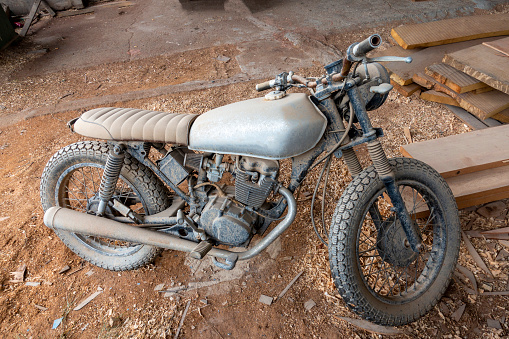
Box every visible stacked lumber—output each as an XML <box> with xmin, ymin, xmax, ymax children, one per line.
<box><xmin>400</xmin><ymin>124</ymin><xmax>509</xmax><ymax>210</ymax></box>
<box><xmin>383</xmin><ymin>13</ymin><xmax>509</xmax><ymax>127</ymax></box>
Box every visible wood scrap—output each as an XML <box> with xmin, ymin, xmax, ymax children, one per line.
<box><xmin>9</xmin><ymin>264</ymin><xmax>27</xmax><ymax>283</ymax></box>
<box><xmin>333</xmin><ymin>316</ymin><xmax>404</xmax><ymax>335</ymax></box>
<box><xmin>57</xmin><ymin>8</ymin><xmax>94</xmax><ymax>17</ymax></box>
<box><xmin>390</xmin><ymin>80</ymin><xmax>421</xmax><ymax>97</ymax></box>
<box><xmin>462</xmin><ymin>230</ymin><xmax>494</xmax><ymax>278</ymax></box>
<box><xmin>73</xmin><ymin>290</ymin><xmax>103</xmax><ymax>311</ymax></box>
<box><xmin>403</xmin><ymin>126</ymin><xmax>412</xmax><ymax>144</ymax></box>
<box><xmin>451</xmin><ymin>303</ymin><xmax>466</xmax><ymax>322</ymax></box>
<box><xmin>443</xmin><ymin>105</ymin><xmax>488</xmax><ymax>131</ymax></box>
<box><xmin>495</xmin><ymin>249</ymin><xmax>508</xmax><ymax>261</ymax></box>
<box><xmin>443</xmin><ymin>44</ymin><xmax>509</xmax><ymax>95</ymax></box>
<box><xmin>420</xmin><ymin>90</ymin><xmax>459</xmax><ymax>107</ymax></box>
<box><xmin>499</xmin><ymin>240</ymin><xmax>509</xmax><ymax>249</ymax></box>
<box><xmin>482</xmin><ymin>227</ymin><xmax>509</xmax><ymax>235</ymax></box>
<box><xmin>476</xmin><ymin>201</ymin><xmax>507</xmax><ymax>219</ymax></box>
<box><xmin>456</xmin><ymin>264</ymin><xmax>478</xmax><ymax>294</ymax></box>
<box><xmin>174</xmin><ymin>300</ymin><xmax>191</xmax><ymax>339</ymax></box>
<box><xmin>482</xmin><ymin>37</ymin><xmax>509</xmax><ymax>57</ymax></box>
<box><xmin>34</xmin><ymin>304</ymin><xmax>48</xmax><ymax>311</ymax></box>
<box><xmin>425</xmin><ymin>63</ymin><xmax>489</xmax><ymax>94</ymax></box>
<box><xmin>391</xmin><ymin>13</ymin><xmax>509</xmax><ymax>49</ymax></box>
<box><xmin>465</xmin><ymin>231</ymin><xmax>509</xmax><ymax>241</ymax></box>
<box><xmin>385</xmin><ymin>38</ymin><xmax>500</xmax><ymax>86</ymax></box>
<box><xmin>481</xmin><ymin>291</ymin><xmax>509</xmax><ymax>296</ymax></box>
<box><xmin>277</xmin><ymin>270</ymin><xmax>304</xmax><ymax>300</ymax></box>
<box><xmin>413</xmin><ymin>72</ymin><xmax>509</xmax><ymax>120</ymax></box>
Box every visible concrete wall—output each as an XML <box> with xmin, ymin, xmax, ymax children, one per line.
<box><xmin>0</xmin><ymin>0</ymin><xmax>84</xmax><ymax>16</ymax></box>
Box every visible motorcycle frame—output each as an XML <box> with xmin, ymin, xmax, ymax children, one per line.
<box><xmin>102</xmin><ymin>72</ymin><xmax>421</xmax><ymax>265</ymax></box>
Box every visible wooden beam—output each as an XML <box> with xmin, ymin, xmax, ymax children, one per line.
<box><xmin>390</xmin><ymin>80</ymin><xmax>421</xmax><ymax>97</ymax></box>
<box><xmin>420</xmin><ymin>90</ymin><xmax>459</xmax><ymax>106</ymax></box>
<box><xmin>443</xmin><ymin>43</ymin><xmax>509</xmax><ymax>95</ymax></box>
<box><xmin>391</xmin><ymin>13</ymin><xmax>509</xmax><ymax>49</ymax></box>
<box><xmin>425</xmin><ymin>63</ymin><xmax>489</xmax><ymax>94</ymax></box>
<box><xmin>19</xmin><ymin>0</ymin><xmax>42</xmax><ymax>37</ymax></box>
<box><xmin>413</xmin><ymin>72</ymin><xmax>509</xmax><ymax>120</ymax></box>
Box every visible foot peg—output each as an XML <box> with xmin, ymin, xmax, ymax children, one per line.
<box><xmin>190</xmin><ymin>241</ymin><xmax>213</xmax><ymax>259</ymax></box>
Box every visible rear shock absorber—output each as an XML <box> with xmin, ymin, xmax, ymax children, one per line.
<box><xmin>96</xmin><ymin>144</ymin><xmax>125</xmax><ymax>216</ymax></box>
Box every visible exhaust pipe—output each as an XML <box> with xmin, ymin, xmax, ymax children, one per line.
<box><xmin>43</xmin><ymin>187</ymin><xmax>297</xmax><ymax>263</ymax></box>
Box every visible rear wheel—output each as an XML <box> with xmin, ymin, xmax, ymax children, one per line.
<box><xmin>329</xmin><ymin>158</ymin><xmax>460</xmax><ymax>325</ymax></box>
<box><xmin>40</xmin><ymin>141</ymin><xmax>171</xmax><ymax>271</ymax></box>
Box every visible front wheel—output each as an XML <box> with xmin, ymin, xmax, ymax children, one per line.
<box><xmin>329</xmin><ymin>158</ymin><xmax>460</xmax><ymax>326</ymax></box>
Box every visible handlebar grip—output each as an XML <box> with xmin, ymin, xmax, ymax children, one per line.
<box><xmin>256</xmin><ymin>80</ymin><xmax>273</xmax><ymax>92</ymax></box>
<box><xmin>352</xmin><ymin>34</ymin><xmax>382</xmax><ymax>58</ymax></box>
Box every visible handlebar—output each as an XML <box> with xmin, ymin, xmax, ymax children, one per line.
<box><xmin>255</xmin><ymin>80</ymin><xmax>274</xmax><ymax>92</ymax></box>
<box><xmin>351</xmin><ymin>34</ymin><xmax>382</xmax><ymax>59</ymax></box>
<box><xmin>255</xmin><ymin>34</ymin><xmax>390</xmax><ymax>91</ymax></box>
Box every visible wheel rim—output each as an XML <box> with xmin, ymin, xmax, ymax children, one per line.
<box><xmin>55</xmin><ymin>163</ymin><xmax>146</xmax><ymax>256</ymax></box>
<box><xmin>356</xmin><ymin>180</ymin><xmax>447</xmax><ymax>304</ymax></box>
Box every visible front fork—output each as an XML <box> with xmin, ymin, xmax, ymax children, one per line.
<box><xmin>346</xmin><ymin>86</ymin><xmax>422</xmax><ymax>252</ymax></box>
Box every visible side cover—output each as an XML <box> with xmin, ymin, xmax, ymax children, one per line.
<box><xmin>188</xmin><ymin>93</ymin><xmax>327</xmax><ymax>160</ymax></box>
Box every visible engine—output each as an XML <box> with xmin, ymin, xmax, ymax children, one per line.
<box><xmin>198</xmin><ymin>156</ymin><xmax>279</xmax><ymax>247</ymax></box>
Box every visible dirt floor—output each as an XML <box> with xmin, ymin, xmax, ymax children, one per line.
<box><xmin>1</xmin><ymin>11</ymin><xmax>509</xmax><ymax>338</ymax></box>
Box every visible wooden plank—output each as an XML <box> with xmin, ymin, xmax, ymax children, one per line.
<box><xmin>443</xmin><ymin>105</ymin><xmax>488</xmax><ymax>130</ymax></box>
<box><xmin>391</xmin><ymin>13</ymin><xmax>509</xmax><ymax>49</ymax></box>
<box><xmin>390</xmin><ymin>80</ymin><xmax>421</xmax><ymax>97</ymax></box>
<box><xmin>413</xmin><ymin>72</ymin><xmax>509</xmax><ymax>120</ymax></box>
<box><xmin>19</xmin><ymin>0</ymin><xmax>41</xmax><ymax>37</ymax></box>
<box><xmin>492</xmin><ymin>108</ymin><xmax>509</xmax><ymax>124</ymax></box>
<box><xmin>400</xmin><ymin>124</ymin><xmax>509</xmax><ymax>179</ymax></box>
<box><xmin>483</xmin><ymin>37</ymin><xmax>509</xmax><ymax>57</ymax></box>
<box><xmin>420</xmin><ymin>90</ymin><xmax>459</xmax><ymax>106</ymax></box>
<box><xmin>425</xmin><ymin>63</ymin><xmax>489</xmax><ymax>94</ymax></box>
<box><xmin>447</xmin><ymin>166</ymin><xmax>509</xmax><ymax>210</ymax></box>
<box><xmin>385</xmin><ymin>37</ymin><xmax>500</xmax><ymax>86</ymax></box>
<box><xmin>443</xmin><ymin>44</ymin><xmax>509</xmax><ymax>95</ymax></box>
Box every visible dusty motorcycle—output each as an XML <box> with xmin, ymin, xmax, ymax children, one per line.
<box><xmin>41</xmin><ymin>35</ymin><xmax>460</xmax><ymax>326</ymax></box>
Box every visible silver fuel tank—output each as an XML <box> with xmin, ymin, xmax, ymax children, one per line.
<box><xmin>188</xmin><ymin>93</ymin><xmax>327</xmax><ymax>160</ymax></box>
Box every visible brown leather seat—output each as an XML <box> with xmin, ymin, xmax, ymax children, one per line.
<box><xmin>72</xmin><ymin>107</ymin><xmax>198</xmax><ymax>145</ymax></box>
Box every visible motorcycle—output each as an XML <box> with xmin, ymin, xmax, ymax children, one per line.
<box><xmin>41</xmin><ymin>34</ymin><xmax>460</xmax><ymax>326</ymax></box>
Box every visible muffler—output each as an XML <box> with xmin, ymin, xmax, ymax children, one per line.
<box><xmin>43</xmin><ymin>206</ymin><xmax>232</xmax><ymax>261</ymax></box>
<box><xmin>43</xmin><ymin>187</ymin><xmax>297</xmax><ymax>263</ymax></box>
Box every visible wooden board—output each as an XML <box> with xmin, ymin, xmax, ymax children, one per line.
<box><xmin>412</xmin><ymin>72</ymin><xmax>509</xmax><ymax>120</ymax></box>
<box><xmin>443</xmin><ymin>105</ymin><xmax>489</xmax><ymax>131</ymax></box>
<box><xmin>391</xmin><ymin>13</ymin><xmax>509</xmax><ymax>49</ymax></box>
<box><xmin>446</xmin><ymin>166</ymin><xmax>509</xmax><ymax>210</ymax></box>
<box><xmin>400</xmin><ymin>124</ymin><xmax>509</xmax><ymax>179</ymax></box>
<box><xmin>492</xmin><ymin>108</ymin><xmax>509</xmax><ymax>123</ymax></box>
<box><xmin>483</xmin><ymin>37</ymin><xmax>509</xmax><ymax>57</ymax></box>
<box><xmin>19</xmin><ymin>0</ymin><xmax>41</xmax><ymax>37</ymax></box>
<box><xmin>385</xmin><ymin>37</ymin><xmax>500</xmax><ymax>86</ymax></box>
<box><xmin>425</xmin><ymin>63</ymin><xmax>489</xmax><ymax>94</ymax></box>
<box><xmin>420</xmin><ymin>90</ymin><xmax>459</xmax><ymax>106</ymax></box>
<box><xmin>443</xmin><ymin>44</ymin><xmax>509</xmax><ymax>95</ymax></box>
<box><xmin>391</xmin><ymin>80</ymin><xmax>421</xmax><ymax>97</ymax></box>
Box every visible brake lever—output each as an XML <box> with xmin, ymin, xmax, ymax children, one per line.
<box><xmin>366</xmin><ymin>56</ymin><xmax>413</xmax><ymax>63</ymax></box>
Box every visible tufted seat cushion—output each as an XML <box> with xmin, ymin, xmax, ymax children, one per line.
<box><xmin>72</xmin><ymin>107</ymin><xmax>198</xmax><ymax>145</ymax></box>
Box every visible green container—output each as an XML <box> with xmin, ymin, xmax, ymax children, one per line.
<box><xmin>0</xmin><ymin>6</ymin><xmax>16</xmax><ymax>49</ymax></box>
